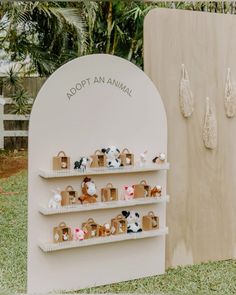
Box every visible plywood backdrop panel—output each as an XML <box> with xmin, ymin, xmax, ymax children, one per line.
<box><xmin>28</xmin><ymin>54</ymin><xmax>168</xmax><ymax>293</ymax></box>
<box><xmin>144</xmin><ymin>8</ymin><xmax>236</xmax><ymax>267</ymax></box>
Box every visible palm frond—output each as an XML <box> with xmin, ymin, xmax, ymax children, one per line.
<box><xmin>3</xmin><ymin>65</ymin><xmax>22</xmax><ymax>90</ymax></box>
<box><xmin>55</xmin><ymin>8</ymin><xmax>88</xmax><ymax>47</ymax></box>
<box><xmin>11</xmin><ymin>88</ymin><xmax>31</xmax><ymax>115</ymax></box>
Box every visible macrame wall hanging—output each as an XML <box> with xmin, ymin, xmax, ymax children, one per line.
<box><xmin>224</xmin><ymin>67</ymin><xmax>236</xmax><ymax>118</ymax></box>
<box><xmin>203</xmin><ymin>97</ymin><xmax>217</xmax><ymax>150</ymax></box>
<box><xmin>179</xmin><ymin>64</ymin><xmax>194</xmax><ymax>118</ymax></box>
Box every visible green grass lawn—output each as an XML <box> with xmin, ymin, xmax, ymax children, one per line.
<box><xmin>0</xmin><ymin>171</ymin><xmax>236</xmax><ymax>294</ymax></box>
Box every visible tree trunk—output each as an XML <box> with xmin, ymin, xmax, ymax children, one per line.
<box><xmin>106</xmin><ymin>1</ymin><xmax>113</xmax><ymax>54</ymax></box>
<box><xmin>111</xmin><ymin>28</ymin><xmax>118</xmax><ymax>55</ymax></box>
<box><xmin>128</xmin><ymin>39</ymin><xmax>136</xmax><ymax>61</ymax></box>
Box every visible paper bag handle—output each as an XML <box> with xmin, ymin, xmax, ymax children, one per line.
<box><xmin>94</xmin><ymin>149</ymin><xmax>102</xmax><ymax>155</ymax></box>
<box><xmin>58</xmin><ymin>222</ymin><xmax>67</xmax><ymax>228</ymax></box>
<box><xmin>57</xmin><ymin>151</ymin><xmax>67</xmax><ymax>157</ymax></box>
<box><xmin>140</xmin><ymin>180</ymin><xmax>147</xmax><ymax>185</ymax></box>
<box><xmin>122</xmin><ymin>148</ymin><xmax>131</xmax><ymax>154</ymax></box>
<box><xmin>87</xmin><ymin>218</ymin><xmax>95</xmax><ymax>224</ymax></box>
<box><xmin>106</xmin><ymin>183</ymin><xmax>113</xmax><ymax>188</ymax></box>
<box><xmin>65</xmin><ymin>185</ymin><xmax>75</xmax><ymax>191</ymax></box>
<box><xmin>116</xmin><ymin>214</ymin><xmax>124</xmax><ymax>220</ymax></box>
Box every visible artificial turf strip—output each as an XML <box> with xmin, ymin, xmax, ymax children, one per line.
<box><xmin>0</xmin><ymin>171</ymin><xmax>236</xmax><ymax>294</ymax></box>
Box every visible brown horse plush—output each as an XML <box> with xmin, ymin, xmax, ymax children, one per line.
<box><xmin>150</xmin><ymin>185</ymin><xmax>162</xmax><ymax>197</ymax></box>
<box><xmin>79</xmin><ymin>177</ymin><xmax>98</xmax><ymax>204</ymax></box>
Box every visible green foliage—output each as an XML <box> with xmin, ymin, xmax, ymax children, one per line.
<box><xmin>1</xmin><ymin>1</ymin><xmax>236</xmax><ymax>74</ymax></box>
<box><xmin>11</xmin><ymin>88</ymin><xmax>31</xmax><ymax>115</ymax></box>
<box><xmin>1</xmin><ymin>0</ymin><xmax>236</xmax><ymax>111</ymax></box>
<box><xmin>81</xmin><ymin>1</ymin><xmax>156</xmax><ymax>67</ymax></box>
<box><xmin>0</xmin><ymin>1</ymin><xmax>160</xmax><ymax>72</ymax></box>
<box><xmin>0</xmin><ymin>171</ymin><xmax>28</xmax><ymax>293</ymax></box>
<box><xmin>2</xmin><ymin>66</ymin><xmax>30</xmax><ymax>115</ymax></box>
<box><xmin>0</xmin><ymin>1</ymin><xmax>87</xmax><ymax>76</ymax></box>
<box><xmin>3</xmin><ymin>66</ymin><xmax>22</xmax><ymax>91</ymax></box>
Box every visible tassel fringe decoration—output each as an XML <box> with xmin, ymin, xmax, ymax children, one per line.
<box><xmin>224</xmin><ymin>67</ymin><xmax>236</xmax><ymax>118</ymax></box>
<box><xmin>203</xmin><ymin>97</ymin><xmax>217</xmax><ymax>150</ymax></box>
<box><xmin>179</xmin><ymin>64</ymin><xmax>194</xmax><ymax>118</ymax></box>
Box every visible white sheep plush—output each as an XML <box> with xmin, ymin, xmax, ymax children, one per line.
<box><xmin>48</xmin><ymin>189</ymin><xmax>62</xmax><ymax>209</ymax></box>
<box><xmin>139</xmin><ymin>150</ymin><xmax>148</xmax><ymax>167</ymax></box>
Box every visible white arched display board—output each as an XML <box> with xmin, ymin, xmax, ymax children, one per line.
<box><xmin>28</xmin><ymin>54</ymin><xmax>169</xmax><ymax>293</ymax></box>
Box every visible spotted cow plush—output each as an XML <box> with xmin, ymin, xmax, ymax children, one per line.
<box><xmin>122</xmin><ymin>210</ymin><xmax>142</xmax><ymax>233</ymax></box>
<box><xmin>101</xmin><ymin>146</ymin><xmax>122</xmax><ymax>168</ymax></box>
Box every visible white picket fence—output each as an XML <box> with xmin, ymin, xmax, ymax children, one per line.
<box><xmin>0</xmin><ymin>97</ymin><xmax>30</xmax><ymax>149</ymax></box>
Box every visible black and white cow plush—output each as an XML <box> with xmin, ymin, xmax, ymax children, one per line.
<box><xmin>122</xmin><ymin>210</ymin><xmax>142</xmax><ymax>233</ymax></box>
<box><xmin>74</xmin><ymin>157</ymin><xmax>89</xmax><ymax>171</ymax></box>
<box><xmin>101</xmin><ymin>146</ymin><xmax>122</xmax><ymax>168</ymax></box>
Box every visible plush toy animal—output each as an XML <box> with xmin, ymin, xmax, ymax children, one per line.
<box><xmin>139</xmin><ymin>150</ymin><xmax>148</xmax><ymax>167</ymax></box>
<box><xmin>101</xmin><ymin>146</ymin><xmax>122</xmax><ymax>168</ymax></box>
<box><xmin>151</xmin><ymin>185</ymin><xmax>162</xmax><ymax>197</ymax></box>
<box><xmin>73</xmin><ymin>228</ymin><xmax>85</xmax><ymax>241</ymax></box>
<box><xmin>74</xmin><ymin>157</ymin><xmax>90</xmax><ymax>171</ymax></box>
<box><xmin>122</xmin><ymin>210</ymin><xmax>142</xmax><ymax>233</ymax></box>
<box><xmin>61</xmin><ymin>161</ymin><xmax>68</xmax><ymax>169</ymax></box>
<box><xmin>123</xmin><ymin>185</ymin><xmax>134</xmax><ymax>200</ymax></box>
<box><xmin>99</xmin><ymin>223</ymin><xmax>111</xmax><ymax>237</ymax></box>
<box><xmin>79</xmin><ymin>177</ymin><xmax>98</xmax><ymax>204</ymax></box>
<box><xmin>152</xmin><ymin>153</ymin><xmax>166</xmax><ymax>164</ymax></box>
<box><xmin>48</xmin><ymin>189</ymin><xmax>62</xmax><ymax>209</ymax></box>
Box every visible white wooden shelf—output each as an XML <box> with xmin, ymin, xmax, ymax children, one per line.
<box><xmin>39</xmin><ymin>227</ymin><xmax>168</xmax><ymax>252</ymax></box>
<box><xmin>38</xmin><ymin>163</ymin><xmax>170</xmax><ymax>179</ymax></box>
<box><xmin>39</xmin><ymin>195</ymin><xmax>170</xmax><ymax>215</ymax></box>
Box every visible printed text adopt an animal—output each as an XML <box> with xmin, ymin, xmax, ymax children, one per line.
<box><xmin>66</xmin><ymin>76</ymin><xmax>133</xmax><ymax>100</ymax></box>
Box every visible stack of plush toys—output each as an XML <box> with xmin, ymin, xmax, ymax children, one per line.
<box><xmin>53</xmin><ymin>209</ymin><xmax>159</xmax><ymax>243</ymax></box>
<box><xmin>48</xmin><ymin>177</ymin><xmax>162</xmax><ymax>208</ymax></box>
<box><xmin>74</xmin><ymin>146</ymin><xmax>124</xmax><ymax>170</ymax></box>
<box><xmin>50</xmin><ymin>146</ymin><xmax>165</xmax><ymax>244</ymax></box>
<box><xmin>73</xmin><ymin>145</ymin><xmax>166</xmax><ymax>170</ymax></box>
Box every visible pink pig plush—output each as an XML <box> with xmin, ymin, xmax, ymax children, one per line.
<box><xmin>123</xmin><ymin>185</ymin><xmax>134</xmax><ymax>200</ymax></box>
<box><xmin>73</xmin><ymin>228</ymin><xmax>85</xmax><ymax>241</ymax></box>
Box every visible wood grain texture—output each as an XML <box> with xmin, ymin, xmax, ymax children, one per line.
<box><xmin>144</xmin><ymin>8</ymin><xmax>236</xmax><ymax>267</ymax></box>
